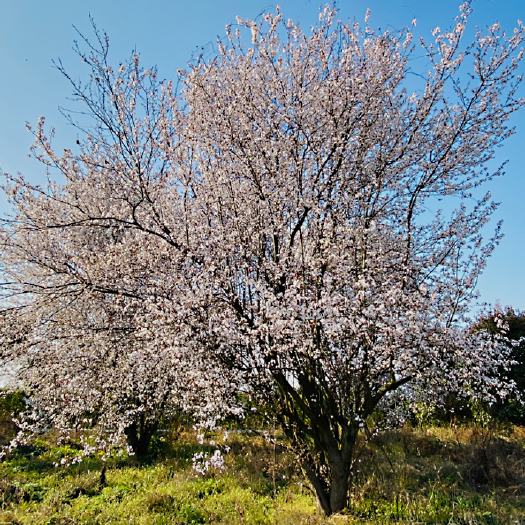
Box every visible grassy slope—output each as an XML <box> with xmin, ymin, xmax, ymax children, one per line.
<box><xmin>0</xmin><ymin>425</ymin><xmax>524</xmax><ymax>524</ymax></box>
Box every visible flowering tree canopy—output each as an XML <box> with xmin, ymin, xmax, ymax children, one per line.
<box><xmin>1</xmin><ymin>4</ymin><xmax>524</xmax><ymax>515</ymax></box>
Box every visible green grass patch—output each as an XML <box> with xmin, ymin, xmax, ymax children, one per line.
<box><xmin>0</xmin><ymin>425</ymin><xmax>523</xmax><ymax>524</ymax></box>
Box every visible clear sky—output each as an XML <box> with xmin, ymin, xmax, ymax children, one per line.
<box><xmin>0</xmin><ymin>0</ymin><xmax>524</xmax><ymax>315</ymax></box>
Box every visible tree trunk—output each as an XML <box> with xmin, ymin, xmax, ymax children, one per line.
<box><xmin>124</xmin><ymin>416</ymin><xmax>158</xmax><ymax>458</ymax></box>
<box><xmin>300</xmin><ymin>426</ymin><xmax>357</xmax><ymax>516</ymax></box>
<box><xmin>329</xmin><ymin>461</ymin><xmax>350</xmax><ymax>515</ymax></box>
<box><xmin>303</xmin><ymin>464</ymin><xmax>332</xmax><ymax>516</ymax></box>
<box><xmin>304</xmin><ymin>456</ymin><xmax>351</xmax><ymax>516</ymax></box>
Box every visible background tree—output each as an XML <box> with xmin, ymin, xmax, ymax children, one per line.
<box><xmin>473</xmin><ymin>307</ymin><xmax>525</xmax><ymax>425</ymax></box>
<box><xmin>0</xmin><ymin>27</ymin><xmax>236</xmax><ymax>459</ymax></box>
<box><xmin>0</xmin><ymin>294</ymin><xmax>220</xmax><ymax>459</ymax></box>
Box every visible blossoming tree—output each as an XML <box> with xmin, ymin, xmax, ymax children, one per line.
<box><xmin>181</xmin><ymin>5</ymin><xmax>524</xmax><ymax>514</ymax></box>
<box><xmin>0</xmin><ymin>27</ymin><xmax>236</xmax><ymax>458</ymax></box>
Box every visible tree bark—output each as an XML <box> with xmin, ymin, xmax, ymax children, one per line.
<box><xmin>328</xmin><ymin>461</ymin><xmax>351</xmax><ymax>515</ymax></box>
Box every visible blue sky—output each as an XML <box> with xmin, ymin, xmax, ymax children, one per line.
<box><xmin>0</xmin><ymin>0</ymin><xmax>524</xmax><ymax>315</ymax></box>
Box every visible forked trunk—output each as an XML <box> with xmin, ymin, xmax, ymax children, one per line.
<box><xmin>304</xmin><ymin>457</ymin><xmax>352</xmax><ymax>515</ymax></box>
<box><xmin>302</xmin><ymin>438</ymin><xmax>355</xmax><ymax>516</ymax></box>
<box><xmin>304</xmin><ymin>425</ymin><xmax>359</xmax><ymax>516</ymax></box>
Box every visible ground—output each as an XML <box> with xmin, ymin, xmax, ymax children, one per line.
<box><xmin>0</xmin><ymin>421</ymin><xmax>524</xmax><ymax>524</ymax></box>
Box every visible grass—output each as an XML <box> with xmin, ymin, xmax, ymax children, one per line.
<box><xmin>0</xmin><ymin>423</ymin><xmax>524</xmax><ymax>524</ymax></box>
